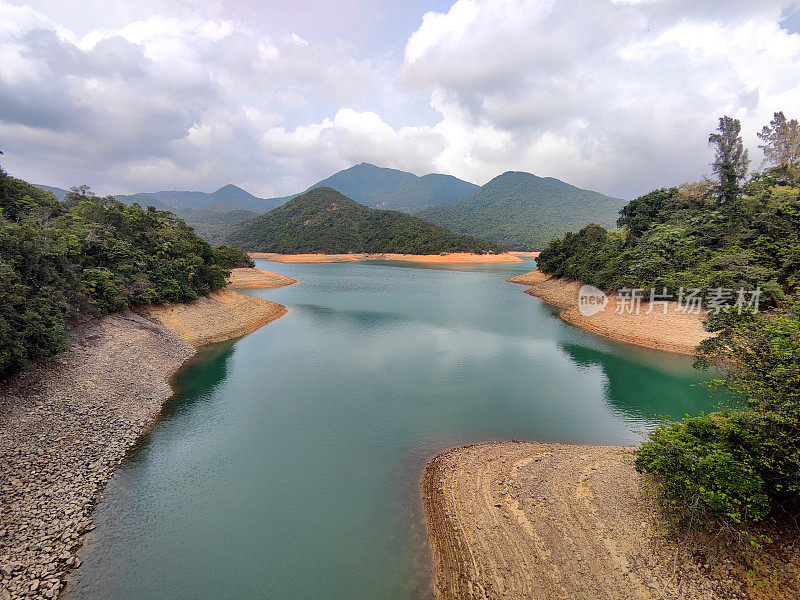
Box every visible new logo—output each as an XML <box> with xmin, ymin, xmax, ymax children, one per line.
<box><xmin>578</xmin><ymin>285</ymin><xmax>608</xmax><ymax>316</ymax></box>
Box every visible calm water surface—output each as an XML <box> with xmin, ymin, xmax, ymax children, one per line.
<box><xmin>68</xmin><ymin>259</ymin><xmax>729</xmax><ymax>600</ymax></box>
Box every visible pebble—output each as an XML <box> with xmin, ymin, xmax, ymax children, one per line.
<box><xmin>0</xmin><ymin>312</ymin><xmax>196</xmax><ymax>600</ymax></box>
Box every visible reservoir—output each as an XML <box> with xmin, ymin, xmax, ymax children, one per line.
<box><xmin>67</xmin><ymin>258</ymin><xmax>728</xmax><ymax>600</ymax></box>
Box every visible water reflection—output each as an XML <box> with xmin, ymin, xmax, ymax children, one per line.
<box><xmin>560</xmin><ymin>342</ymin><xmax>733</xmax><ymax>423</ymax></box>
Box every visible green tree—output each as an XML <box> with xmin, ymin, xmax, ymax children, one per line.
<box><xmin>758</xmin><ymin>111</ymin><xmax>800</xmax><ymax>179</ymax></box>
<box><xmin>709</xmin><ymin>116</ymin><xmax>749</xmax><ymax>204</ymax></box>
<box><xmin>617</xmin><ymin>188</ymin><xmax>677</xmax><ymax>240</ymax></box>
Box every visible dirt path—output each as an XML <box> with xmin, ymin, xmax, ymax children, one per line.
<box><xmin>508</xmin><ymin>270</ymin><xmax>712</xmax><ymax>354</ymax></box>
<box><xmin>424</xmin><ymin>442</ymin><xmax>748</xmax><ymax>600</ymax></box>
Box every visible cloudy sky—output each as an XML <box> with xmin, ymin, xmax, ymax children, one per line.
<box><xmin>2</xmin><ymin>0</ymin><xmax>800</xmax><ymax>199</ymax></box>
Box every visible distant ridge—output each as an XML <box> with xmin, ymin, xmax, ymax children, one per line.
<box><xmin>114</xmin><ymin>184</ymin><xmax>284</xmax><ymax>213</ymax></box>
<box><xmin>112</xmin><ymin>164</ymin><xmax>477</xmax><ymax>216</ymax></box>
<box><xmin>417</xmin><ymin>171</ymin><xmax>625</xmax><ymax>250</ymax></box>
<box><xmin>306</xmin><ymin>163</ymin><xmax>478</xmax><ymax>212</ymax></box>
<box><xmin>224</xmin><ymin>187</ymin><xmax>501</xmax><ymax>254</ymax></box>
<box><xmin>33</xmin><ymin>184</ymin><xmax>69</xmax><ymax>202</ymax></box>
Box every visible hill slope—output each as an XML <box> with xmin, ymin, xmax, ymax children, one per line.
<box><xmin>417</xmin><ymin>172</ymin><xmax>624</xmax><ymax>250</ymax></box>
<box><xmin>224</xmin><ymin>187</ymin><xmax>501</xmax><ymax>254</ymax></box>
<box><xmin>112</xmin><ymin>186</ymin><xmax>271</xmax><ymax>243</ymax></box>
<box><xmin>307</xmin><ymin>163</ymin><xmax>478</xmax><ymax>212</ymax></box>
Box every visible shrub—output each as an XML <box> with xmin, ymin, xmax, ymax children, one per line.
<box><xmin>636</xmin><ymin>414</ymin><xmax>770</xmax><ymax>524</ymax></box>
<box><xmin>213</xmin><ymin>245</ymin><xmax>254</xmax><ymax>268</ymax></box>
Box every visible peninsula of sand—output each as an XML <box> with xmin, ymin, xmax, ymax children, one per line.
<box><xmin>421</xmin><ymin>272</ymin><xmax>800</xmax><ymax>600</ymax></box>
<box><xmin>0</xmin><ymin>268</ymin><xmax>295</xmax><ymax>600</ymax></box>
<box><xmin>508</xmin><ymin>270</ymin><xmax>711</xmax><ymax>355</ymax></box>
<box><xmin>422</xmin><ymin>442</ymin><xmax>799</xmax><ymax>600</ymax></box>
<box><xmin>251</xmin><ymin>252</ymin><xmax>526</xmax><ymax>264</ymax></box>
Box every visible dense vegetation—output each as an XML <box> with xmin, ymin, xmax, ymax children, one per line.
<box><xmin>538</xmin><ymin>113</ymin><xmax>800</xmax><ymax>526</ymax></box>
<box><xmin>224</xmin><ymin>186</ymin><xmax>502</xmax><ymax>254</ymax></box>
<box><xmin>111</xmin><ymin>186</ymin><xmax>278</xmax><ymax>245</ymax></box>
<box><xmin>417</xmin><ymin>171</ymin><xmax>624</xmax><ymax>250</ymax></box>
<box><xmin>639</xmin><ymin>303</ymin><xmax>800</xmax><ymax>524</ymax></box>
<box><xmin>179</xmin><ymin>207</ymin><xmax>260</xmax><ymax>245</ymax></box>
<box><xmin>211</xmin><ymin>245</ymin><xmax>255</xmax><ymax>268</ymax></box>
<box><xmin>537</xmin><ymin>176</ymin><xmax>799</xmax><ymax>306</ymax></box>
<box><xmin>0</xmin><ymin>169</ymin><xmax>245</xmax><ymax>379</ymax></box>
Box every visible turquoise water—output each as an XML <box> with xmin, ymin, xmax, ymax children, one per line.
<box><xmin>67</xmin><ymin>259</ymin><xmax>728</xmax><ymax>600</ymax></box>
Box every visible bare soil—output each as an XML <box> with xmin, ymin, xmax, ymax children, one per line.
<box><xmin>226</xmin><ymin>267</ymin><xmax>297</xmax><ymax>289</ymax></box>
<box><xmin>423</xmin><ymin>441</ymin><xmax>800</xmax><ymax>600</ymax></box>
<box><xmin>141</xmin><ymin>289</ymin><xmax>288</xmax><ymax>347</ymax></box>
<box><xmin>508</xmin><ymin>270</ymin><xmax>712</xmax><ymax>355</ymax></box>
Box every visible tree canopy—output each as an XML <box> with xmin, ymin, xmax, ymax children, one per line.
<box><xmin>0</xmin><ymin>167</ymin><xmax>245</xmax><ymax>379</ymax></box>
<box><xmin>758</xmin><ymin>111</ymin><xmax>800</xmax><ymax>176</ymax></box>
<box><xmin>709</xmin><ymin>116</ymin><xmax>750</xmax><ymax>205</ymax></box>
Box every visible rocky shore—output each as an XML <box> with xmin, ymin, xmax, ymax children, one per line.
<box><xmin>508</xmin><ymin>270</ymin><xmax>712</xmax><ymax>354</ymax></box>
<box><xmin>0</xmin><ymin>270</ymin><xmax>295</xmax><ymax>600</ymax></box>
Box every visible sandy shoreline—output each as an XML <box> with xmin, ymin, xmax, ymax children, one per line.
<box><xmin>226</xmin><ymin>267</ymin><xmax>298</xmax><ymax>289</ymax></box>
<box><xmin>0</xmin><ymin>269</ymin><xmax>295</xmax><ymax>600</ymax></box>
<box><xmin>422</xmin><ymin>441</ymin><xmax>799</xmax><ymax>600</ymax></box>
<box><xmin>142</xmin><ymin>269</ymin><xmax>298</xmax><ymax>347</ymax></box>
<box><xmin>250</xmin><ymin>252</ymin><xmax>526</xmax><ymax>264</ymax></box>
<box><xmin>508</xmin><ymin>270</ymin><xmax>712</xmax><ymax>355</ymax></box>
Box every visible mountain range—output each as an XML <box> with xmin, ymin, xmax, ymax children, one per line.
<box><xmin>417</xmin><ymin>172</ymin><xmax>624</xmax><ymax>249</ymax></box>
<box><xmin>36</xmin><ymin>163</ymin><xmax>624</xmax><ymax>250</ymax></box>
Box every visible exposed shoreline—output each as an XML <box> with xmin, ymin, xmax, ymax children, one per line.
<box><xmin>250</xmin><ymin>252</ymin><xmax>526</xmax><ymax>264</ymax></box>
<box><xmin>422</xmin><ymin>441</ymin><xmax>775</xmax><ymax>600</ymax></box>
<box><xmin>508</xmin><ymin>270</ymin><xmax>712</xmax><ymax>355</ymax></box>
<box><xmin>0</xmin><ymin>268</ymin><xmax>295</xmax><ymax>600</ymax></box>
<box><xmin>141</xmin><ymin>268</ymin><xmax>298</xmax><ymax>346</ymax></box>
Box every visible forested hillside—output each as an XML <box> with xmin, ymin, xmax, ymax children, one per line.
<box><xmin>0</xmin><ymin>168</ymin><xmax>249</xmax><ymax>379</ymax></box>
<box><xmin>417</xmin><ymin>171</ymin><xmax>623</xmax><ymax>249</ymax></box>
<box><xmin>539</xmin><ymin>113</ymin><xmax>800</xmax><ymax>529</ymax></box>
<box><xmin>224</xmin><ymin>187</ymin><xmax>501</xmax><ymax>254</ymax></box>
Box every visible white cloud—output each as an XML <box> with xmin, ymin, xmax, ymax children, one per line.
<box><xmin>405</xmin><ymin>0</ymin><xmax>480</xmax><ymax>64</ymax></box>
<box><xmin>1</xmin><ymin>0</ymin><xmax>800</xmax><ymax>200</ymax></box>
<box><xmin>401</xmin><ymin>0</ymin><xmax>800</xmax><ymax>196</ymax></box>
<box><xmin>257</xmin><ymin>108</ymin><xmax>446</xmax><ymax>191</ymax></box>
<box><xmin>0</xmin><ymin>1</ymin><xmax>394</xmax><ymax>195</ymax></box>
